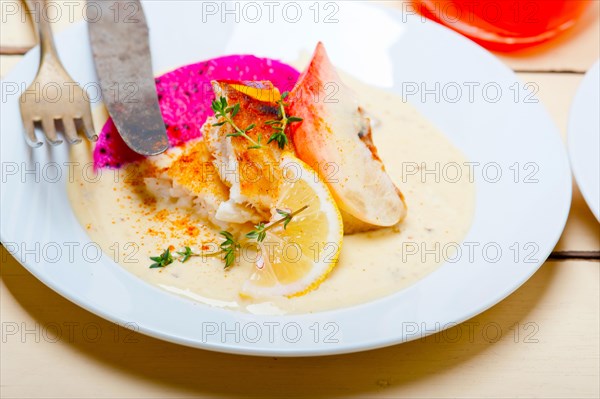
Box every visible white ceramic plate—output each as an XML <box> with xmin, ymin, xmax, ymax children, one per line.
<box><xmin>0</xmin><ymin>1</ymin><xmax>571</xmax><ymax>356</ymax></box>
<box><xmin>568</xmin><ymin>60</ymin><xmax>600</xmax><ymax>221</ymax></box>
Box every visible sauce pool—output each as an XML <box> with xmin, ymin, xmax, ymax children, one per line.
<box><xmin>68</xmin><ymin>59</ymin><xmax>476</xmax><ymax>315</ymax></box>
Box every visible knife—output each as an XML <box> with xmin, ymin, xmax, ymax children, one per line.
<box><xmin>87</xmin><ymin>0</ymin><xmax>168</xmax><ymax>156</ymax></box>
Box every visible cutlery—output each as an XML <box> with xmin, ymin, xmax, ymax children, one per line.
<box><xmin>19</xmin><ymin>0</ymin><xmax>96</xmax><ymax>147</ymax></box>
<box><xmin>87</xmin><ymin>0</ymin><xmax>169</xmax><ymax>156</ymax></box>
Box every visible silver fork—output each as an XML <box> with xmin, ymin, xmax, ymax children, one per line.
<box><xmin>19</xmin><ymin>0</ymin><xmax>96</xmax><ymax>147</ymax></box>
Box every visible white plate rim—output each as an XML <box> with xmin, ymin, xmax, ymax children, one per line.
<box><xmin>0</xmin><ymin>1</ymin><xmax>572</xmax><ymax>356</ymax></box>
<box><xmin>568</xmin><ymin>59</ymin><xmax>600</xmax><ymax>221</ymax></box>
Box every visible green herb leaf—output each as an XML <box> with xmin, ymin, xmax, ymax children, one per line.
<box><xmin>276</xmin><ymin>209</ymin><xmax>293</xmax><ymax>229</ymax></box>
<box><xmin>224</xmin><ymin>250</ymin><xmax>236</xmax><ymax>269</ymax></box>
<box><xmin>267</xmin><ymin>131</ymin><xmax>288</xmax><ymax>149</ymax></box>
<box><xmin>176</xmin><ymin>246</ymin><xmax>198</xmax><ymax>263</ymax></box>
<box><xmin>246</xmin><ymin>222</ymin><xmax>267</xmax><ymax>242</ymax></box>
<box><xmin>231</xmin><ymin>103</ymin><xmax>240</xmax><ymax>117</ymax></box>
<box><xmin>219</xmin><ymin>230</ymin><xmax>240</xmax><ymax>268</ymax></box>
<box><xmin>149</xmin><ymin>248</ymin><xmax>174</xmax><ymax>269</ymax></box>
<box><xmin>264</xmin><ymin>95</ymin><xmax>303</xmax><ymax>150</ymax></box>
<box><xmin>211</xmin><ymin>96</ymin><xmax>262</xmax><ymax>149</ymax></box>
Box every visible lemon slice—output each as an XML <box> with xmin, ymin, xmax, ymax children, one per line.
<box><xmin>240</xmin><ymin>154</ymin><xmax>344</xmax><ymax>298</ymax></box>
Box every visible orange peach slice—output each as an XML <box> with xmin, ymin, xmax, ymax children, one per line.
<box><xmin>287</xmin><ymin>43</ymin><xmax>407</xmax><ymax>233</ymax></box>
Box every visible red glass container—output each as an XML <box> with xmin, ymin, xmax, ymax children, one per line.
<box><xmin>411</xmin><ymin>0</ymin><xmax>592</xmax><ymax>51</ymax></box>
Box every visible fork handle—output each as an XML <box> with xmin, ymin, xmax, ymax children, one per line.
<box><xmin>25</xmin><ymin>0</ymin><xmax>60</xmax><ymax>61</ymax></box>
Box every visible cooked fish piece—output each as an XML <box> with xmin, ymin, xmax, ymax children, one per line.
<box><xmin>143</xmin><ymin>138</ymin><xmax>232</xmax><ymax>229</ymax></box>
<box><xmin>204</xmin><ymin>80</ymin><xmax>289</xmax><ymax>224</ymax></box>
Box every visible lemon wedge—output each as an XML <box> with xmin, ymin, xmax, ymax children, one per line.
<box><xmin>240</xmin><ymin>154</ymin><xmax>343</xmax><ymax>298</ymax></box>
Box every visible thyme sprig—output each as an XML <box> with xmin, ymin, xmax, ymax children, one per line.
<box><xmin>150</xmin><ymin>206</ymin><xmax>308</xmax><ymax>269</ymax></box>
<box><xmin>211</xmin><ymin>96</ymin><xmax>261</xmax><ymax>149</ymax></box>
<box><xmin>149</xmin><ymin>231</ymin><xmax>240</xmax><ymax>270</ymax></box>
<box><xmin>246</xmin><ymin>205</ymin><xmax>309</xmax><ymax>242</ymax></box>
<box><xmin>265</xmin><ymin>92</ymin><xmax>303</xmax><ymax>149</ymax></box>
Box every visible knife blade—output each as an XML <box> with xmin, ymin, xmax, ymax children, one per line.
<box><xmin>87</xmin><ymin>0</ymin><xmax>168</xmax><ymax>156</ymax></box>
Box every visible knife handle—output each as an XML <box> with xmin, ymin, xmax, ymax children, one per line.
<box><xmin>24</xmin><ymin>0</ymin><xmax>61</xmax><ymax>64</ymax></box>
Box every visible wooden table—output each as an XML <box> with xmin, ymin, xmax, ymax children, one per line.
<box><xmin>1</xmin><ymin>1</ymin><xmax>599</xmax><ymax>397</ymax></box>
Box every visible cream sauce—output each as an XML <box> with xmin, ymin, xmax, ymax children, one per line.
<box><xmin>68</xmin><ymin>75</ymin><xmax>475</xmax><ymax>315</ymax></box>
